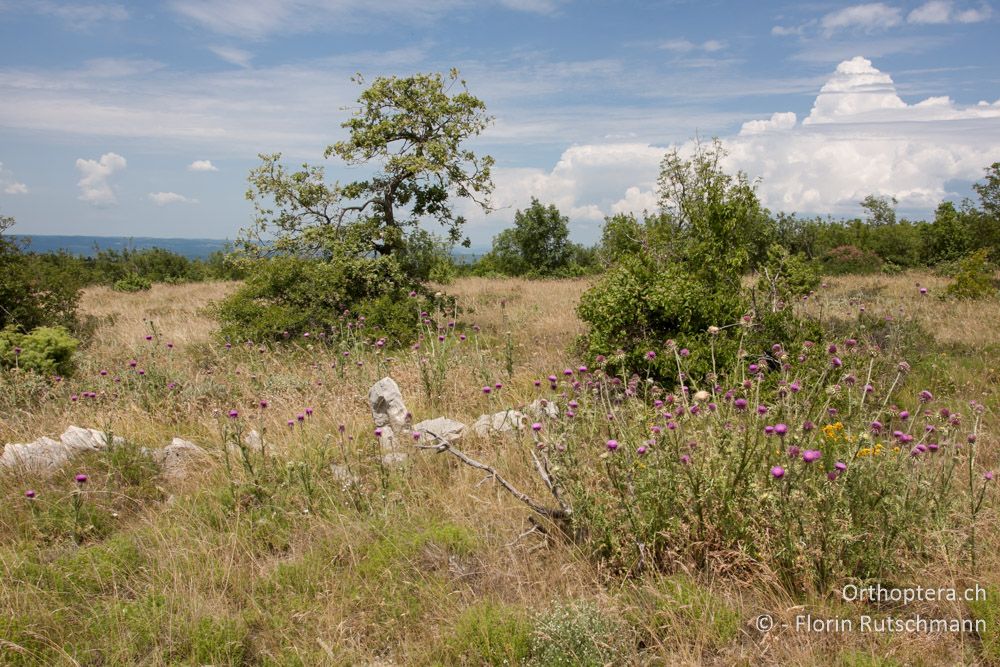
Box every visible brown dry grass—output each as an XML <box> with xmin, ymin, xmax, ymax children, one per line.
<box><xmin>0</xmin><ymin>272</ymin><xmax>998</xmax><ymax>665</ymax></box>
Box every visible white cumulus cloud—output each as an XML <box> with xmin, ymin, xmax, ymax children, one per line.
<box><xmin>75</xmin><ymin>152</ymin><xmax>126</xmax><ymax>206</ymax></box>
<box><xmin>466</xmin><ymin>56</ymin><xmax>1000</xmax><ymax>243</ymax></box>
<box><xmin>149</xmin><ymin>191</ymin><xmax>197</xmax><ymax>206</ymax></box>
<box><xmin>723</xmin><ymin>57</ymin><xmax>1000</xmax><ymax>213</ymax></box>
<box><xmin>188</xmin><ymin>159</ymin><xmax>218</xmax><ymax>171</ymax></box>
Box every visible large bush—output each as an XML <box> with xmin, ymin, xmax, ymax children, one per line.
<box><xmin>577</xmin><ymin>139</ymin><xmax>804</xmax><ymax>383</ymax></box>
<box><xmin>478</xmin><ymin>198</ymin><xmax>599</xmax><ymax>277</ymax></box>
<box><xmin>0</xmin><ymin>215</ymin><xmax>81</xmax><ymax>332</ymax></box>
<box><xmin>215</xmin><ymin>254</ymin><xmax>426</xmax><ymax>346</ymax></box>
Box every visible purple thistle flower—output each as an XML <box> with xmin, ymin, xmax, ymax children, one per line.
<box><xmin>919</xmin><ymin>390</ymin><xmax>933</xmax><ymax>403</ymax></box>
<box><xmin>374</xmin><ymin>427</ymin><xmax>383</xmax><ymax>438</ymax></box>
<box><xmin>802</xmin><ymin>449</ymin><xmax>822</xmax><ymax>463</ymax></box>
<box><xmin>482</xmin><ymin>386</ymin><xmax>491</xmax><ymax>395</ymax></box>
<box><xmin>297</xmin><ymin>414</ymin><xmax>305</xmax><ymax>422</ymax></box>
<box><xmin>985</xmin><ymin>471</ymin><xmax>994</xmax><ymax>481</ymax></box>
<box><xmin>870</xmin><ymin>421</ymin><xmax>883</xmax><ymax>434</ymax></box>
<box><xmin>75</xmin><ymin>473</ymin><xmax>88</xmax><ymax>484</ymax></box>
<box><xmin>680</xmin><ymin>454</ymin><xmax>691</xmax><ymax>464</ymax></box>
<box><xmin>834</xmin><ymin>461</ymin><xmax>847</xmax><ymax>472</ymax></box>
<box><xmin>305</xmin><ymin>407</ymin><xmax>313</xmax><ymax>416</ymax></box>
<box><xmin>228</xmin><ymin>409</ymin><xmax>238</xmax><ymax>419</ymax></box>
<box><xmin>899</xmin><ymin>410</ymin><xmax>910</xmax><ymax>420</ymax></box>
<box><xmin>734</xmin><ymin>398</ymin><xmax>748</xmax><ymax>411</ymax></box>
<box><xmin>770</xmin><ymin>466</ymin><xmax>785</xmax><ymax>479</ymax></box>
<box><xmin>637</xmin><ymin>446</ymin><xmax>647</xmax><ymax>456</ymax></box>
<box><xmin>606</xmin><ymin>439</ymin><xmax>619</xmax><ymax>451</ymax></box>
<box><xmin>831</xmin><ymin>357</ymin><xmax>843</xmax><ymax>368</ymax></box>
<box><xmin>645</xmin><ymin>350</ymin><xmax>656</xmax><ymax>360</ymax></box>
<box><xmin>25</xmin><ymin>489</ymin><xmax>36</xmax><ymax>499</ymax></box>
<box><xmin>259</xmin><ymin>400</ymin><xmax>268</xmax><ymax>409</ymax></box>
<box><xmin>287</xmin><ymin>419</ymin><xmax>295</xmax><ymax>427</ymax></box>
<box><xmin>774</xmin><ymin>423</ymin><xmax>788</xmax><ymax>437</ymax></box>
<box><xmin>531</xmin><ymin>422</ymin><xmax>542</xmax><ymax>432</ymax></box>
<box><xmin>764</xmin><ymin>425</ymin><xmax>774</xmax><ymax>435</ymax></box>
<box><xmin>679</xmin><ymin>348</ymin><xmax>689</xmax><ymax>358</ymax></box>
<box><xmin>757</xmin><ymin>404</ymin><xmax>768</xmax><ymax>415</ymax></box>
<box><xmin>827</xmin><ymin>471</ymin><xmax>839</xmax><ymax>481</ymax></box>
<box><xmin>802</xmin><ymin>420</ymin><xmax>815</xmax><ymax>432</ymax></box>
<box><xmin>787</xmin><ymin>446</ymin><xmax>800</xmax><ymax>458</ymax></box>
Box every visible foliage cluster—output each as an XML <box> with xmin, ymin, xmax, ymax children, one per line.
<box><xmin>476</xmin><ymin>198</ymin><xmax>600</xmax><ymax>278</ymax></box>
<box><xmin>0</xmin><ymin>215</ymin><xmax>81</xmax><ymax>332</ymax></box>
<box><xmin>578</xmin><ymin>139</ymin><xmax>817</xmax><ymax>384</ymax></box>
<box><xmin>0</xmin><ymin>325</ymin><xmax>79</xmax><ymax>376</ymax></box>
<box><xmin>221</xmin><ymin>70</ymin><xmax>493</xmax><ymax>345</ymax></box>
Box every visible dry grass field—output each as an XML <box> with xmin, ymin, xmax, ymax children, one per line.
<box><xmin>0</xmin><ymin>272</ymin><xmax>997</xmax><ymax>665</ymax></box>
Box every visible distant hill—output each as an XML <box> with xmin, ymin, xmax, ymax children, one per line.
<box><xmin>15</xmin><ymin>235</ymin><xmax>490</xmax><ymax>263</ymax></box>
<box><xmin>17</xmin><ymin>235</ymin><xmax>232</xmax><ymax>260</ymax></box>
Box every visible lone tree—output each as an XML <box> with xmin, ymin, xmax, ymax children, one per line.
<box><xmin>487</xmin><ymin>198</ymin><xmax>573</xmax><ymax>276</ymax></box>
<box><xmin>239</xmin><ymin>69</ymin><xmax>495</xmax><ymax>260</ymax></box>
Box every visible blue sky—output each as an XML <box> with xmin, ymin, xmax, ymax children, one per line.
<box><xmin>0</xmin><ymin>0</ymin><xmax>998</xmax><ymax>247</ymax></box>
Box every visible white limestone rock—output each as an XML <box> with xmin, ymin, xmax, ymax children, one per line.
<box><xmin>412</xmin><ymin>417</ymin><xmax>466</xmax><ymax>445</ymax></box>
<box><xmin>472</xmin><ymin>410</ymin><xmax>527</xmax><ymax>437</ymax></box>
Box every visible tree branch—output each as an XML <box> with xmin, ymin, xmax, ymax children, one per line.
<box><xmin>417</xmin><ymin>431</ymin><xmax>570</xmax><ymax>521</ymax></box>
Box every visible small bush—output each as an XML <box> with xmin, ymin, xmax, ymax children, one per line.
<box><xmin>0</xmin><ymin>325</ymin><xmax>79</xmax><ymax>376</ymax></box>
<box><xmin>822</xmin><ymin>245</ymin><xmax>883</xmax><ymax>275</ymax></box>
<box><xmin>112</xmin><ymin>273</ymin><xmax>153</xmax><ymax>292</ymax></box>
<box><xmin>529</xmin><ymin>600</ymin><xmax>630</xmax><ymax>666</ymax></box>
<box><xmin>943</xmin><ymin>249</ymin><xmax>996</xmax><ymax>300</ymax></box>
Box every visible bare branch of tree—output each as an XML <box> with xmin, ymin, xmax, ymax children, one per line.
<box><xmin>417</xmin><ymin>431</ymin><xmax>570</xmax><ymax>521</ymax></box>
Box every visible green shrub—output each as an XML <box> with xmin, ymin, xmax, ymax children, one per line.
<box><xmin>943</xmin><ymin>249</ymin><xmax>996</xmax><ymax>300</ymax></box>
<box><xmin>112</xmin><ymin>273</ymin><xmax>153</xmax><ymax>292</ymax></box>
<box><xmin>529</xmin><ymin>600</ymin><xmax>630</xmax><ymax>666</ymax></box>
<box><xmin>215</xmin><ymin>254</ymin><xmax>428</xmax><ymax>347</ymax></box>
<box><xmin>757</xmin><ymin>244</ymin><xmax>822</xmax><ymax>306</ymax></box>
<box><xmin>0</xmin><ymin>227</ymin><xmax>81</xmax><ymax>331</ymax></box>
<box><xmin>0</xmin><ymin>325</ymin><xmax>79</xmax><ymax>376</ymax></box>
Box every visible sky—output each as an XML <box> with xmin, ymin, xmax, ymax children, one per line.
<box><xmin>0</xmin><ymin>0</ymin><xmax>998</xmax><ymax>248</ymax></box>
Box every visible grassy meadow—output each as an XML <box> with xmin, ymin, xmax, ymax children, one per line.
<box><xmin>1</xmin><ymin>272</ymin><xmax>998</xmax><ymax>666</ymax></box>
